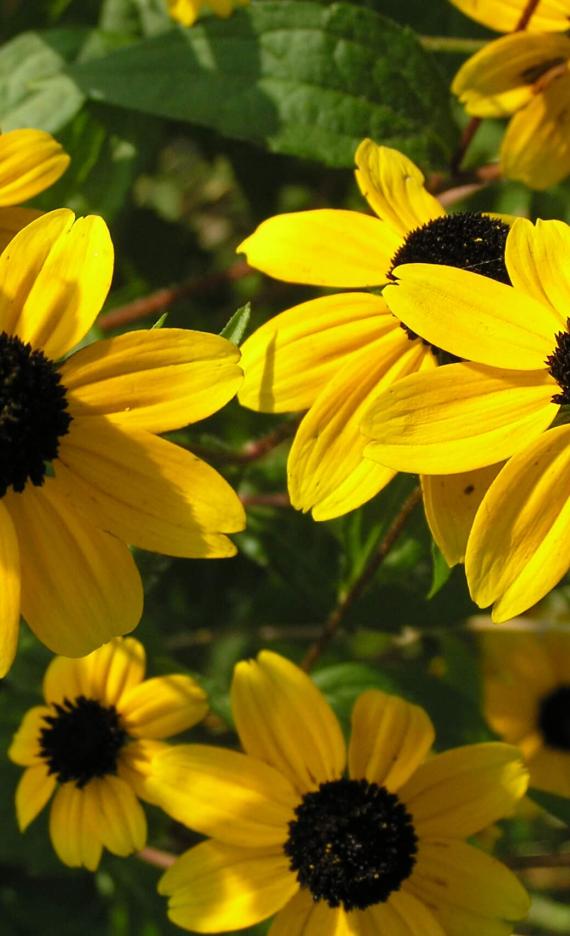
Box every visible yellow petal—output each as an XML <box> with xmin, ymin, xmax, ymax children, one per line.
<box><xmin>289</xmin><ymin>331</ymin><xmax>432</xmax><ymax>513</ymax></box>
<box><xmin>91</xmin><ymin>775</ymin><xmax>147</xmax><ymax>856</ymax></box>
<box><xmin>159</xmin><ymin>840</ymin><xmax>297</xmax><ymax>933</ymax></box>
<box><xmin>231</xmin><ymin>650</ymin><xmax>346</xmax><ymax>793</ymax></box>
<box><xmin>421</xmin><ymin>464</ymin><xmax>503</xmax><ymax>566</ymax></box>
<box><xmin>312</xmin><ymin>457</ymin><xmax>396</xmax><ymax>521</ymax></box>
<box><xmin>270</xmin><ymin>890</ymin><xmax>356</xmax><ymax>936</ymax></box>
<box><xmin>0</xmin><ymin>210</ymin><xmax>113</xmax><ymax>360</ymax></box>
<box><xmin>466</xmin><ymin>424</ymin><xmax>570</xmax><ymax>622</ymax></box>
<box><xmin>55</xmin><ymin>418</ymin><xmax>245</xmax><ymax>557</ymax></box>
<box><xmin>63</xmin><ymin>329</ymin><xmax>242</xmax><ymax>432</ymax></box>
<box><xmin>238</xmin><ymin>209</ymin><xmax>399</xmax><ymax>287</ymax></box>
<box><xmin>527</xmin><ymin>746</ymin><xmax>570</xmax><ymax>798</ymax></box>
<box><xmin>239</xmin><ymin>293</ymin><xmax>394</xmax><ymax>413</ymax></box>
<box><xmin>409</xmin><ymin>841</ymin><xmax>530</xmax><ymax>935</ymax></box>
<box><xmin>167</xmin><ymin>0</ymin><xmax>200</xmax><ymax>24</ymax></box>
<box><xmin>0</xmin><ymin>129</ymin><xmax>69</xmax><ymax>205</ymax></box>
<box><xmin>355</xmin><ymin>139</ymin><xmax>444</xmax><ymax>236</ymax></box>
<box><xmin>385</xmin><ymin>263</ymin><xmax>564</xmax><ymax>368</ymax></box>
<box><xmin>0</xmin><ymin>499</ymin><xmax>21</xmax><ymax>677</ymax></box>
<box><xmin>120</xmin><ymin>674</ymin><xmax>208</xmax><ymax>738</ymax></box>
<box><xmin>361</xmin><ymin>890</ymin><xmax>446</xmax><ymax>936</ymax></box>
<box><xmin>400</xmin><ymin>742</ymin><xmax>528</xmax><ymax>838</ymax></box>
<box><xmin>363</xmin><ymin>363</ymin><xmax>556</xmax><ymax>474</ymax></box>
<box><xmin>147</xmin><ymin>744</ymin><xmax>298</xmax><ymax>846</ymax></box>
<box><xmin>49</xmin><ymin>783</ymin><xmax>103</xmax><ymax>870</ymax></box>
<box><xmin>6</xmin><ymin>479</ymin><xmax>143</xmax><ymax>656</ymax></box>
<box><xmin>83</xmin><ymin>637</ymin><xmax>146</xmax><ymax>708</ymax></box>
<box><xmin>449</xmin><ymin>0</ymin><xmax>570</xmax><ymax>32</ymax></box>
<box><xmin>43</xmin><ymin>655</ymin><xmax>92</xmax><ymax>705</ymax></box>
<box><xmin>506</xmin><ymin>218</ymin><xmax>570</xmax><ymax>313</ymax></box>
<box><xmin>15</xmin><ymin>763</ymin><xmax>56</xmax><ymax>831</ymax></box>
<box><xmin>501</xmin><ymin>71</ymin><xmax>570</xmax><ymax>189</ymax></box>
<box><xmin>0</xmin><ymin>206</ymin><xmax>43</xmax><ymax>253</ymax></box>
<box><xmin>348</xmin><ymin>690</ymin><xmax>435</xmax><ymax>791</ymax></box>
<box><xmin>452</xmin><ymin>32</ymin><xmax>570</xmax><ymax>117</ymax></box>
<box><xmin>9</xmin><ymin>706</ymin><xmax>51</xmax><ymax>766</ymax></box>
<box><xmin>118</xmin><ymin>738</ymin><xmax>168</xmax><ymax>803</ymax></box>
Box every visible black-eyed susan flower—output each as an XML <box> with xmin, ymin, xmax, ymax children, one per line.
<box><xmin>362</xmin><ymin>217</ymin><xmax>570</xmax><ymax>620</ymax></box>
<box><xmin>0</xmin><ymin>128</ymin><xmax>69</xmax><ymax>251</ymax></box>
<box><xmin>147</xmin><ymin>650</ymin><xmax>530</xmax><ymax>935</ymax></box>
<box><xmin>166</xmin><ymin>0</ymin><xmax>248</xmax><ymax>26</ymax></box>
<box><xmin>237</xmin><ymin>140</ymin><xmax>509</xmax><ymax>557</ymax></box>
<box><xmin>481</xmin><ymin>627</ymin><xmax>570</xmax><ymax>797</ymax></box>
<box><xmin>8</xmin><ymin>636</ymin><xmax>208</xmax><ymax>870</ymax></box>
<box><xmin>449</xmin><ymin>0</ymin><xmax>570</xmax><ymax>33</ymax></box>
<box><xmin>0</xmin><ymin>208</ymin><xmax>244</xmax><ymax>673</ymax></box>
<box><xmin>452</xmin><ymin>29</ymin><xmax>570</xmax><ymax>188</ymax></box>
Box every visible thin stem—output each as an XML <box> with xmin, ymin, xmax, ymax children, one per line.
<box><xmin>450</xmin><ymin>116</ymin><xmax>482</xmax><ymax>176</ymax></box>
<box><xmin>98</xmin><ymin>261</ymin><xmax>251</xmax><ymax>332</ymax></box>
<box><xmin>137</xmin><ymin>846</ymin><xmax>176</xmax><ymax>869</ymax></box>
<box><xmin>240</xmin><ymin>492</ymin><xmax>291</xmax><ymax>508</ymax></box>
<box><xmin>516</xmin><ymin>0</ymin><xmax>541</xmax><ymax>30</ymax></box>
<box><xmin>192</xmin><ymin>419</ymin><xmax>298</xmax><ymax>466</ymax></box>
<box><xmin>420</xmin><ymin>35</ymin><xmax>485</xmax><ymax>54</ymax></box>
<box><xmin>301</xmin><ymin>486</ymin><xmax>422</xmax><ymax>672</ymax></box>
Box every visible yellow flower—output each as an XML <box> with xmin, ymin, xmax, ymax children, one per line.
<box><xmin>8</xmin><ymin>637</ymin><xmax>208</xmax><ymax>870</ymax></box>
<box><xmin>148</xmin><ymin>650</ymin><xmax>530</xmax><ymax>935</ymax></box>
<box><xmin>481</xmin><ymin>627</ymin><xmax>570</xmax><ymax>798</ymax></box>
<box><xmin>362</xmin><ymin>217</ymin><xmax>569</xmax><ymax>621</ymax></box>
<box><xmin>0</xmin><ymin>208</ymin><xmax>244</xmax><ymax>673</ymax></box>
<box><xmin>449</xmin><ymin>0</ymin><xmax>570</xmax><ymax>33</ymax></box>
<box><xmin>0</xmin><ymin>128</ymin><xmax>69</xmax><ymax>252</ymax></box>
<box><xmin>167</xmin><ymin>0</ymin><xmax>248</xmax><ymax>27</ymax></box>
<box><xmin>453</xmin><ymin>30</ymin><xmax>570</xmax><ymax>188</ymax></box>
<box><xmin>237</xmin><ymin>140</ymin><xmax>508</xmax><ymax>560</ymax></box>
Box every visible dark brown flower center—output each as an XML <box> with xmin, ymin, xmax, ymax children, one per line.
<box><xmin>546</xmin><ymin>319</ymin><xmax>570</xmax><ymax>405</ymax></box>
<box><xmin>389</xmin><ymin>212</ymin><xmax>511</xmax><ymax>364</ymax></box>
<box><xmin>538</xmin><ymin>684</ymin><xmax>570</xmax><ymax>752</ymax></box>
<box><xmin>39</xmin><ymin>696</ymin><xmax>128</xmax><ymax>788</ymax></box>
<box><xmin>284</xmin><ymin>778</ymin><xmax>417</xmax><ymax>911</ymax></box>
<box><xmin>0</xmin><ymin>331</ymin><xmax>71</xmax><ymax>497</ymax></box>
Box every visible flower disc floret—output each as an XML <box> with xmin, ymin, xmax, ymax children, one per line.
<box><xmin>546</xmin><ymin>319</ymin><xmax>570</xmax><ymax>403</ymax></box>
<box><xmin>538</xmin><ymin>685</ymin><xmax>570</xmax><ymax>752</ymax></box>
<box><xmin>0</xmin><ymin>332</ymin><xmax>71</xmax><ymax>496</ymax></box>
<box><xmin>40</xmin><ymin>696</ymin><xmax>127</xmax><ymax>788</ymax></box>
<box><xmin>284</xmin><ymin>777</ymin><xmax>417</xmax><ymax>911</ymax></box>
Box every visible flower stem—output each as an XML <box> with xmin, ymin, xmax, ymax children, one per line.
<box><xmin>420</xmin><ymin>36</ymin><xmax>484</xmax><ymax>54</ymax></box>
<box><xmin>98</xmin><ymin>261</ymin><xmax>251</xmax><ymax>332</ymax></box>
<box><xmin>301</xmin><ymin>486</ymin><xmax>422</xmax><ymax>672</ymax></box>
<box><xmin>137</xmin><ymin>846</ymin><xmax>176</xmax><ymax>869</ymax></box>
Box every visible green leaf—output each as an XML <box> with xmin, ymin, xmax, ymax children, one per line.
<box><xmin>0</xmin><ymin>29</ymin><xmax>86</xmax><ymax>131</ymax></box>
<box><xmin>67</xmin><ymin>2</ymin><xmax>458</xmax><ymax>168</ymax></box>
<box><xmin>427</xmin><ymin>540</ymin><xmax>452</xmax><ymax>598</ymax></box>
<box><xmin>220</xmin><ymin>302</ymin><xmax>251</xmax><ymax>346</ymax></box>
<box><xmin>529</xmin><ymin>789</ymin><xmax>570</xmax><ymax>826</ymax></box>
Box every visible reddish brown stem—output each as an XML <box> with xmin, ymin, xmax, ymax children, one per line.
<box><xmin>240</xmin><ymin>492</ymin><xmax>291</xmax><ymax>508</ymax></box>
<box><xmin>192</xmin><ymin>419</ymin><xmax>298</xmax><ymax>466</ymax></box>
<box><xmin>98</xmin><ymin>261</ymin><xmax>252</xmax><ymax>332</ymax></box>
<box><xmin>516</xmin><ymin>0</ymin><xmax>541</xmax><ymax>30</ymax></box>
<box><xmin>301</xmin><ymin>486</ymin><xmax>422</xmax><ymax>671</ymax></box>
<box><xmin>137</xmin><ymin>846</ymin><xmax>176</xmax><ymax>869</ymax></box>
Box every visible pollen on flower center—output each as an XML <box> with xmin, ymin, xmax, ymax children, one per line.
<box><xmin>0</xmin><ymin>332</ymin><xmax>72</xmax><ymax>497</ymax></box>
<box><xmin>39</xmin><ymin>696</ymin><xmax>128</xmax><ymax>788</ymax></box>
<box><xmin>283</xmin><ymin>777</ymin><xmax>418</xmax><ymax>911</ymax></box>
<box><xmin>538</xmin><ymin>684</ymin><xmax>570</xmax><ymax>752</ymax></box>
<box><xmin>389</xmin><ymin>212</ymin><xmax>511</xmax><ymax>364</ymax></box>
<box><xmin>546</xmin><ymin>319</ymin><xmax>570</xmax><ymax>404</ymax></box>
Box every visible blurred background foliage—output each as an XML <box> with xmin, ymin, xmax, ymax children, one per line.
<box><xmin>0</xmin><ymin>0</ymin><xmax>569</xmax><ymax>932</ymax></box>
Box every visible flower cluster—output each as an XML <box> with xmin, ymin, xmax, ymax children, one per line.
<box><xmin>3</xmin><ymin>0</ymin><xmax>570</xmax><ymax>929</ymax></box>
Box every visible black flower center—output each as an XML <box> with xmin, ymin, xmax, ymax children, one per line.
<box><xmin>0</xmin><ymin>332</ymin><xmax>71</xmax><ymax>497</ymax></box>
<box><xmin>39</xmin><ymin>696</ymin><xmax>128</xmax><ymax>788</ymax></box>
<box><xmin>546</xmin><ymin>319</ymin><xmax>570</xmax><ymax>404</ymax></box>
<box><xmin>389</xmin><ymin>212</ymin><xmax>511</xmax><ymax>363</ymax></box>
<box><xmin>284</xmin><ymin>778</ymin><xmax>417</xmax><ymax>911</ymax></box>
<box><xmin>538</xmin><ymin>684</ymin><xmax>570</xmax><ymax>752</ymax></box>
